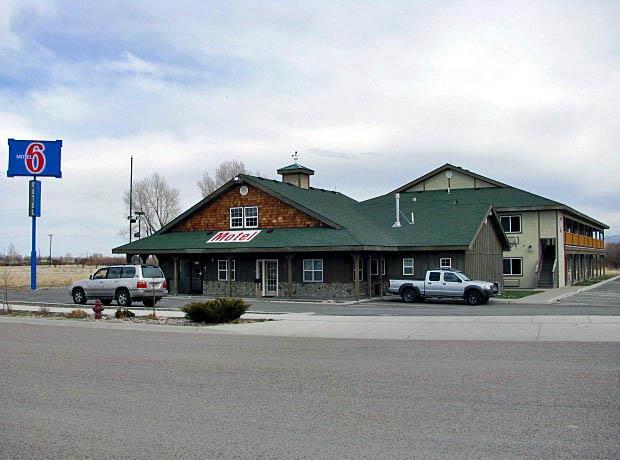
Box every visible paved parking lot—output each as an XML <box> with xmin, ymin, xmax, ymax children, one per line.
<box><xmin>557</xmin><ymin>277</ymin><xmax>620</xmax><ymax>307</ymax></box>
<box><xmin>7</xmin><ymin>277</ymin><xmax>620</xmax><ymax>316</ymax></box>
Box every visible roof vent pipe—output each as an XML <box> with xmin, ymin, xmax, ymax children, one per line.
<box><xmin>392</xmin><ymin>193</ymin><xmax>402</xmax><ymax>228</ymax></box>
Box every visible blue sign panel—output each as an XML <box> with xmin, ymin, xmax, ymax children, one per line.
<box><xmin>29</xmin><ymin>180</ymin><xmax>41</xmax><ymax>217</ymax></box>
<box><xmin>7</xmin><ymin>139</ymin><xmax>62</xmax><ymax>178</ymax></box>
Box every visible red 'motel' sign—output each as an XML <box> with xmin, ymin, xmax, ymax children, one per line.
<box><xmin>207</xmin><ymin>230</ymin><xmax>261</xmax><ymax>243</ymax></box>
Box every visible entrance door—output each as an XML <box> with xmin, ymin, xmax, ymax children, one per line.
<box><xmin>190</xmin><ymin>260</ymin><xmax>203</xmax><ymax>294</ymax></box>
<box><xmin>256</xmin><ymin>259</ymin><xmax>278</xmax><ymax>297</ymax></box>
<box><xmin>178</xmin><ymin>258</ymin><xmax>203</xmax><ymax>294</ymax></box>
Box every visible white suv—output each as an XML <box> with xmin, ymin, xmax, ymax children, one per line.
<box><xmin>70</xmin><ymin>265</ymin><xmax>168</xmax><ymax>307</ymax></box>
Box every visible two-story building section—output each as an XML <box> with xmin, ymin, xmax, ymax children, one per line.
<box><xmin>390</xmin><ymin>164</ymin><xmax>608</xmax><ymax>289</ymax></box>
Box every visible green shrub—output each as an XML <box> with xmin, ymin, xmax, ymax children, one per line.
<box><xmin>182</xmin><ymin>298</ymin><xmax>249</xmax><ymax>324</ymax></box>
<box><xmin>115</xmin><ymin>308</ymin><xmax>135</xmax><ymax>319</ymax></box>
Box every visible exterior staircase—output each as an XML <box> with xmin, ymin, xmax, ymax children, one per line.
<box><xmin>537</xmin><ymin>246</ymin><xmax>555</xmax><ymax>288</ymax></box>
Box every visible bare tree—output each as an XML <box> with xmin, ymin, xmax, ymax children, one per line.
<box><xmin>6</xmin><ymin>244</ymin><xmax>20</xmax><ymax>263</ymax></box>
<box><xmin>1</xmin><ymin>265</ymin><xmax>14</xmax><ymax>312</ymax></box>
<box><xmin>197</xmin><ymin>160</ymin><xmax>259</xmax><ymax>197</ymax></box>
<box><xmin>606</xmin><ymin>242</ymin><xmax>620</xmax><ymax>269</ymax></box>
<box><xmin>124</xmin><ymin>173</ymin><xmax>181</xmax><ymax>237</ymax></box>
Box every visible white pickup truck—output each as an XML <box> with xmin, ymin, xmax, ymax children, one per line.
<box><xmin>387</xmin><ymin>269</ymin><xmax>498</xmax><ymax>305</ymax></box>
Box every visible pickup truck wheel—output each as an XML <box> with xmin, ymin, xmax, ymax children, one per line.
<box><xmin>116</xmin><ymin>289</ymin><xmax>132</xmax><ymax>307</ymax></box>
<box><xmin>401</xmin><ymin>287</ymin><xmax>418</xmax><ymax>303</ymax></box>
<box><xmin>72</xmin><ymin>288</ymin><xmax>87</xmax><ymax>305</ymax></box>
<box><xmin>465</xmin><ymin>290</ymin><xmax>482</xmax><ymax>306</ymax></box>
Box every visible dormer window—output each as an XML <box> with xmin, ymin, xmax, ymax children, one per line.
<box><xmin>230</xmin><ymin>206</ymin><xmax>259</xmax><ymax>229</ymax></box>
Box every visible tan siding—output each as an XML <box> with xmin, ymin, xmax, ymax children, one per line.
<box><xmin>464</xmin><ymin>218</ymin><xmax>504</xmax><ymax>288</ymax></box>
<box><xmin>405</xmin><ymin>170</ymin><xmax>500</xmax><ymax>192</ymax></box>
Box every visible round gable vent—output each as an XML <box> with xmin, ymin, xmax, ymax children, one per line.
<box><xmin>240</xmin><ymin>185</ymin><xmax>249</xmax><ymax>196</ymax></box>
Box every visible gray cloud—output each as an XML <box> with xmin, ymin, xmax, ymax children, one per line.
<box><xmin>1</xmin><ymin>0</ymin><xmax>619</xmax><ymax>256</ymax></box>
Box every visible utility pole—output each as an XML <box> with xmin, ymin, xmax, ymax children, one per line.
<box><xmin>48</xmin><ymin>234</ymin><xmax>53</xmax><ymax>266</ymax></box>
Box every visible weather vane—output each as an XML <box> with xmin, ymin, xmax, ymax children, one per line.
<box><xmin>292</xmin><ymin>151</ymin><xmax>299</xmax><ymax>163</ymax></box>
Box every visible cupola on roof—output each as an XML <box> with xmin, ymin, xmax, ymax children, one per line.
<box><xmin>277</xmin><ymin>153</ymin><xmax>314</xmax><ymax>189</ymax></box>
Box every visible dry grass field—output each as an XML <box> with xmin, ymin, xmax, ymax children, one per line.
<box><xmin>1</xmin><ymin>265</ymin><xmax>102</xmax><ymax>289</ymax></box>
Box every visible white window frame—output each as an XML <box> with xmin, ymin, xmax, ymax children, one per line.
<box><xmin>370</xmin><ymin>258</ymin><xmax>386</xmax><ymax>276</ymax></box>
<box><xmin>230</xmin><ymin>206</ymin><xmax>259</xmax><ymax>229</ymax></box>
<box><xmin>353</xmin><ymin>258</ymin><xmax>365</xmax><ymax>281</ymax></box>
<box><xmin>244</xmin><ymin>206</ymin><xmax>259</xmax><ymax>228</ymax></box>
<box><xmin>440</xmin><ymin>258</ymin><xmax>452</xmax><ymax>269</ymax></box>
<box><xmin>402</xmin><ymin>258</ymin><xmax>414</xmax><ymax>276</ymax></box>
<box><xmin>218</xmin><ymin>259</ymin><xmax>236</xmax><ymax>281</ymax></box>
<box><xmin>230</xmin><ymin>207</ymin><xmax>244</xmax><ymax>229</ymax></box>
<box><xmin>500</xmin><ymin>215</ymin><xmax>521</xmax><ymax>234</ymax></box>
<box><xmin>303</xmin><ymin>259</ymin><xmax>323</xmax><ymax>283</ymax></box>
<box><xmin>503</xmin><ymin>258</ymin><xmax>522</xmax><ymax>276</ymax></box>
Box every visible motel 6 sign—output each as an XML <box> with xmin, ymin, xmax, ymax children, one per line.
<box><xmin>7</xmin><ymin>138</ymin><xmax>63</xmax><ymax>291</ymax></box>
<box><xmin>7</xmin><ymin>139</ymin><xmax>63</xmax><ymax>178</ymax></box>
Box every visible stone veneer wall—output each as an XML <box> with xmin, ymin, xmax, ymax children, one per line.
<box><xmin>203</xmin><ymin>280</ymin><xmax>368</xmax><ymax>300</ymax></box>
<box><xmin>204</xmin><ymin>281</ymin><xmax>256</xmax><ymax>298</ymax></box>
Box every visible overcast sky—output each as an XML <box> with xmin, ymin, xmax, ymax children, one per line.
<box><xmin>1</xmin><ymin>0</ymin><xmax>619</xmax><ymax>256</ymax></box>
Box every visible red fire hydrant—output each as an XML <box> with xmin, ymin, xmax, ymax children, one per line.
<box><xmin>92</xmin><ymin>299</ymin><xmax>104</xmax><ymax>320</ymax></box>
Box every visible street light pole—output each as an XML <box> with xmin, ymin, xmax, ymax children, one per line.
<box><xmin>128</xmin><ymin>155</ymin><xmax>134</xmax><ymax>243</ymax></box>
<box><xmin>48</xmin><ymin>234</ymin><xmax>53</xmax><ymax>266</ymax></box>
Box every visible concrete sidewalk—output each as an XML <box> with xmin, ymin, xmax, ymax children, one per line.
<box><xmin>3</xmin><ymin>305</ymin><xmax>619</xmax><ymax>342</ymax></box>
<box><xmin>497</xmin><ymin>274</ymin><xmax>620</xmax><ymax>304</ymax></box>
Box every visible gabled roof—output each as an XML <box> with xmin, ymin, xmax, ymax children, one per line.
<box><xmin>387</xmin><ymin>163</ymin><xmax>608</xmax><ymax>229</ymax></box>
<box><xmin>359</xmin><ymin>194</ymin><xmax>510</xmax><ymax>250</ymax></box>
<box><xmin>380</xmin><ymin>184</ymin><xmax>608</xmax><ymax>229</ymax></box>
<box><xmin>157</xmin><ymin>174</ymin><xmax>344</xmax><ymax>234</ymax></box>
<box><xmin>114</xmin><ymin>174</ymin><xmax>509</xmax><ymax>253</ymax></box>
<box><xmin>390</xmin><ymin>163</ymin><xmax>509</xmax><ymax>193</ymax></box>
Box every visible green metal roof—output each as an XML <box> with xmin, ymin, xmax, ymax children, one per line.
<box><xmin>113</xmin><ymin>165</ymin><xmax>607</xmax><ymax>255</ymax></box>
<box><xmin>371</xmin><ymin>187</ymin><xmax>608</xmax><ymax>229</ymax></box>
<box><xmin>276</xmin><ymin>163</ymin><xmax>315</xmax><ymax>175</ymax></box>
<box><xmin>114</xmin><ymin>175</ymin><xmax>507</xmax><ymax>253</ymax></box>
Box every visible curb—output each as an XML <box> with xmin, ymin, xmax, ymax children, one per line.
<box><xmin>545</xmin><ymin>274</ymin><xmax>620</xmax><ymax>304</ymax></box>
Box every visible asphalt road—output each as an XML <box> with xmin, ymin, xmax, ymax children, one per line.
<box><xmin>1</xmin><ymin>322</ymin><xmax>619</xmax><ymax>459</ymax></box>
<box><xmin>7</xmin><ymin>280</ymin><xmax>620</xmax><ymax>316</ymax></box>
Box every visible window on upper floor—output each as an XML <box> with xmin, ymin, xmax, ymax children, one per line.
<box><xmin>244</xmin><ymin>206</ymin><xmax>258</xmax><ymax>228</ymax></box>
<box><xmin>440</xmin><ymin>258</ymin><xmax>452</xmax><ymax>269</ymax></box>
<box><xmin>230</xmin><ymin>206</ymin><xmax>259</xmax><ymax>229</ymax></box>
<box><xmin>500</xmin><ymin>215</ymin><xmax>521</xmax><ymax>233</ymax></box>
<box><xmin>230</xmin><ymin>207</ymin><xmax>244</xmax><ymax>228</ymax></box>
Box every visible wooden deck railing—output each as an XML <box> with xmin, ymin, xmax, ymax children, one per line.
<box><xmin>564</xmin><ymin>232</ymin><xmax>604</xmax><ymax>249</ymax></box>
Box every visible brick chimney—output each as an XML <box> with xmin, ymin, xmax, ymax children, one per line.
<box><xmin>277</xmin><ymin>163</ymin><xmax>314</xmax><ymax>189</ymax></box>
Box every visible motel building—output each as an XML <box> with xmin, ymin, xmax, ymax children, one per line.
<box><xmin>113</xmin><ymin>163</ymin><xmax>607</xmax><ymax>299</ymax></box>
